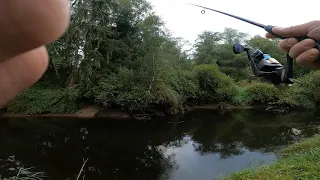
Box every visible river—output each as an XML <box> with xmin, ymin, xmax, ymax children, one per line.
<box><xmin>0</xmin><ymin>109</ymin><xmax>319</xmax><ymax>180</ymax></box>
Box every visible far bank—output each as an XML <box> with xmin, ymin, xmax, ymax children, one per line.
<box><xmin>0</xmin><ymin>102</ymin><xmax>291</xmax><ymax>120</ymax></box>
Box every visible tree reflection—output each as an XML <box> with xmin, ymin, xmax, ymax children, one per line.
<box><xmin>189</xmin><ymin>110</ymin><xmax>319</xmax><ymax>158</ymax></box>
<box><xmin>0</xmin><ymin>118</ymin><xmax>186</xmax><ymax>180</ymax></box>
<box><xmin>0</xmin><ymin>110</ymin><xmax>319</xmax><ymax>179</ymax></box>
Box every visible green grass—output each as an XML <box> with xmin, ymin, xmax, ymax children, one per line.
<box><xmin>5</xmin><ymin>167</ymin><xmax>46</xmax><ymax>180</ymax></box>
<box><xmin>222</xmin><ymin>134</ymin><xmax>320</xmax><ymax>180</ymax></box>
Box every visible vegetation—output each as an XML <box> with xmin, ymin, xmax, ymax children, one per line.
<box><xmin>4</xmin><ymin>167</ymin><xmax>46</xmax><ymax>180</ymax></box>
<box><xmin>223</xmin><ymin>135</ymin><xmax>320</xmax><ymax>180</ymax></box>
<box><xmin>5</xmin><ymin>0</ymin><xmax>318</xmax><ymax>115</ymax></box>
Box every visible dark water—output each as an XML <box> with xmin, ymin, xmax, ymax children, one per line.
<box><xmin>0</xmin><ymin>109</ymin><xmax>320</xmax><ymax>180</ymax></box>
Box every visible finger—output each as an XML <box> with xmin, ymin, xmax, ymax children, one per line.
<box><xmin>271</xmin><ymin>21</ymin><xmax>320</xmax><ymax>38</ymax></box>
<box><xmin>0</xmin><ymin>0</ymin><xmax>70</xmax><ymax>60</ymax></box>
<box><xmin>288</xmin><ymin>39</ymin><xmax>316</xmax><ymax>59</ymax></box>
<box><xmin>278</xmin><ymin>38</ymin><xmax>299</xmax><ymax>52</ymax></box>
<box><xmin>0</xmin><ymin>46</ymin><xmax>48</xmax><ymax>107</ymax></box>
<box><xmin>296</xmin><ymin>48</ymin><xmax>320</xmax><ymax>69</ymax></box>
<box><xmin>307</xmin><ymin>22</ymin><xmax>320</xmax><ymax>40</ymax></box>
<box><xmin>272</xmin><ymin>22</ymin><xmax>313</xmax><ymax>38</ymax></box>
<box><xmin>265</xmin><ymin>32</ymin><xmax>278</xmax><ymax>39</ymax></box>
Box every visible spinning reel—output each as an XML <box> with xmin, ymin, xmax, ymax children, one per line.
<box><xmin>232</xmin><ymin>42</ymin><xmax>294</xmax><ymax>85</ymax></box>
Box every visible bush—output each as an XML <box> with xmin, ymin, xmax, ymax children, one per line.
<box><xmin>150</xmin><ymin>79</ymin><xmax>183</xmax><ymax>113</ymax></box>
<box><xmin>165</xmin><ymin>69</ymin><xmax>199</xmax><ymax>101</ymax></box>
<box><xmin>88</xmin><ymin>67</ymin><xmax>152</xmax><ymax>111</ymax></box>
<box><xmin>193</xmin><ymin>64</ymin><xmax>237</xmax><ymax>102</ymax></box>
<box><xmin>243</xmin><ymin>82</ymin><xmax>280</xmax><ymax>104</ymax></box>
<box><xmin>219</xmin><ymin>66</ymin><xmax>247</xmax><ymax>82</ymax></box>
<box><xmin>7</xmin><ymin>86</ymin><xmax>83</xmax><ymax>114</ymax></box>
<box><xmin>279</xmin><ymin>70</ymin><xmax>320</xmax><ymax>109</ymax></box>
<box><xmin>88</xmin><ymin>67</ymin><xmax>185</xmax><ymax>113</ymax></box>
<box><xmin>232</xmin><ymin>86</ymin><xmax>249</xmax><ymax>105</ymax></box>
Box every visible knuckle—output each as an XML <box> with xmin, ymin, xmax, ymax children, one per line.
<box><xmin>279</xmin><ymin>39</ymin><xmax>296</xmax><ymax>52</ymax></box>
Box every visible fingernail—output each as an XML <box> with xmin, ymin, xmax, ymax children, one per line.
<box><xmin>272</xmin><ymin>27</ymin><xmax>283</xmax><ymax>32</ymax></box>
<box><xmin>309</xmin><ymin>50</ymin><xmax>320</xmax><ymax>60</ymax></box>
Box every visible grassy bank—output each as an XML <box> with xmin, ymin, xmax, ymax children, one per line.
<box><xmin>223</xmin><ymin>135</ymin><xmax>320</xmax><ymax>180</ymax></box>
<box><xmin>5</xmin><ymin>65</ymin><xmax>320</xmax><ymax>116</ymax></box>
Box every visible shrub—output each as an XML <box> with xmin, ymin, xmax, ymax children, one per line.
<box><xmin>232</xmin><ymin>86</ymin><xmax>250</xmax><ymax>105</ymax></box>
<box><xmin>244</xmin><ymin>82</ymin><xmax>280</xmax><ymax>104</ymax></box>
<box><xmin>88</xmin><ymin>67</ymin><xmax>152</xmax><ymax>111</ymax></box>
<box><xmin>193</xmin><ymin>64</ymin><xmax>237</xmax><ymax>102</ymax></box>
<box><xmin>279</xmin><ymin>70</ymin><xmax>320</xmax><ymax>109</ymax></box>
<box><xmin>165</xmin><ymin>69</ymin><xmax>199</xmax><ymax>101</ymax></box>
<box><xmin>279</xmin><ymin>86</ymin><xmax>315</xmax><ymax>110</ymax></box>
<box><xmin>7</xmin><ymin>86</ymin><xmax>82</xmax><ymax>114</ymax></box>
<box><xmin>88</xmin><ymin>67</ymin><xmax>184</xmax><ymax>113</ymax></box>
<box><xmin>219</xmin><ymin>66</ymin><xmax>247</xmax><ymax>82</ymax></box>
<box><xmin>150</xmin><ymin>79</ymin><xmax>183</xmax><ymax>113</ymax></box>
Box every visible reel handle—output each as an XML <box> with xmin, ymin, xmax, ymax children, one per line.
<box><xmin>282</xmin><ymin>53</ymin><xmax>294</xmax><ymax>84</ymax></box>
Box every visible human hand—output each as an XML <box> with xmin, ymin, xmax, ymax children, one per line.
<box><xmin>265</xmin><ymin>20</ymin><xmax>320</xmax><ymax>69</ymax></box>
<box><xmin>0</xmin><ymin>0</ymin><xmax>70</xmax><ymax>107</ymax></box>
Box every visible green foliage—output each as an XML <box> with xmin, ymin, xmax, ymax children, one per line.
<box><xmin>231</xmin><ymin>87</ymin><xmax>249</xmax><ymax>105</ymax></box>
<box><xmin>86</xmin><ymin>67</ymin><xmax>151</xmax><ymax>111</ymax></box>
<box><xmin>7</xmin><ymin>86</ymin><xmax>83</xmax><ymax>114</ymax></box>
<box><xmin>165</xmin><ymin>70</ymin><xmax>199</xmax><ymax>101</ymax></box>
<box><xmin>86</xmin><ymin>67</ymin><xmax>193</xmax><ymax>113</ymax></box>
<box><xmin>279</xmin><ymin>71</ymin><xmax>320</xmax><ymax>110</ymax></box>
<box><xmin>231</xmin><ymin>81</ymin><xmax>280</xmax><ymax>106</ymax></box>
<box><xmin>244</xmin><ymin>82</ymin><xmax>280</xmax><ymax>104</ymax></box>
<box><xmin>193</xmin><ymin>64</ymin><xmax>237</xmax><ymax>102</ymax></box>
<box><xmin>150</xmin><ymin>80</ymin><xmax>183</xmax><ymax>113</ymax></box>
<box><xmin>218</xmin><ymin>67</ymin><xmax>247</xmax><ymax>82</ymax></box>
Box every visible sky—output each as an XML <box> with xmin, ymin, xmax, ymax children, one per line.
<box><xmin>147</xmin><ymin>0</ymin><xmax>319</xmax><ymax>46</ymax></box>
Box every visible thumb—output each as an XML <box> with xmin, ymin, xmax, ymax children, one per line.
<box><xmin>272</xmin><ymin>21</ymin><xmax>319</xmax><ymax>38</ymax></box>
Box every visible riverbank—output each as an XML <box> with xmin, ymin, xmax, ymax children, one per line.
<box><xmin>222</xmin><ymin>134</ymin><xmax>320</xmax><ymax>180</ymax></box>
<box><xmin>6</xmin><ymin>65</ymin><xmax>320</xmax><ymax>119</ymax></box>
<box><xmin>0</xmin><ymin>103</ymin><xmax>264</xmax><ymax>119</ymax></box>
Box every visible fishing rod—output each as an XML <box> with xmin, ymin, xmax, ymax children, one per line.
<box><xmin>187</xmin><ymin>3</ymin><xmax>320</xmax><ymax>49</ymax></box>
<box><xmin>186</xmin><ymin>3</ymin><xmax>320</xmax><ymax>86</ymax></box>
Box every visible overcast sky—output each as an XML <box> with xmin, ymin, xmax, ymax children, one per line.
<box><xmin>147</xmin><ymin>0</ymin><xmax>319</xmax><ymax>45</ymax></box>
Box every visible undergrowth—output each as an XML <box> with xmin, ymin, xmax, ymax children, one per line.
<box><xmin>6</xmin><ymin>66</ymin><xmax>320</xmax><ymax>114</ymax></box>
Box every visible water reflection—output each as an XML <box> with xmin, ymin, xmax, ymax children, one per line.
<box><xmin>0</xmin><ymin>109</ymin><xmax>319</xmax><ymax>180</ymax></box>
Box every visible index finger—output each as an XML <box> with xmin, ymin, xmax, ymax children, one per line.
<box><xmin>270</xmin><ymin>21</ymin><xmax>319</xmax><ymax>38</ymax></box>
<box><xmin>0</xmin><ymin>0</ymin><xmax>70</xmax><ymax>60</ymax></box>
<box><xmin>265</xmin><ymin>32</ymin><xmax>278</xmax><ymax>39</ymax></box>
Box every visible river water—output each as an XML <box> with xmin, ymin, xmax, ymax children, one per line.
<box><xmin>0</xmin><ymin>109</ymin><xmax>319</xmax><ymax>180</ymax></box>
